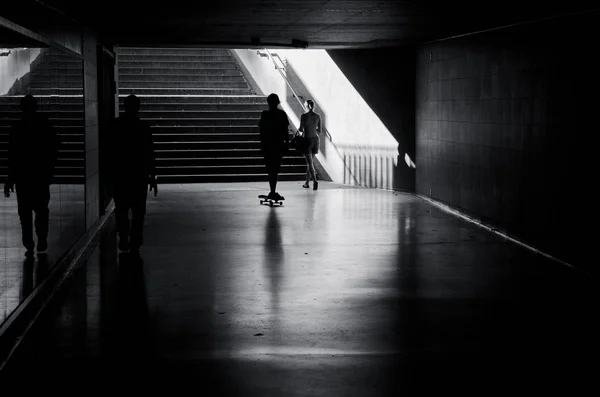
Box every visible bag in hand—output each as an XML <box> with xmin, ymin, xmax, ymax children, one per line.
<box><xmin>290</xmin><ymin>133</ymin><xmax>308</xmax><ymax>153</ymax></box>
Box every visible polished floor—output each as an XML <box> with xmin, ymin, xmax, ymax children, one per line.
<box><xmin>0</xmin><ymin>184</ymin><xmax>85</xmax><ymax>324</ymax></box>
<box><xmin>1</xmin><ymin>182</ymin><xmax>596</xmax><ymax>393</ymax></box>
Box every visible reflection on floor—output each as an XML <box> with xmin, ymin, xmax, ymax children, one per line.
<box><xmin>1</xmin><ymin>182</ymin><xmax>595</xmax><ymax>393</ymax></box>
<box><xmin>0</xmin><ymin>184</ymin><xmax>85</xmax><ymax>324</ymax></box>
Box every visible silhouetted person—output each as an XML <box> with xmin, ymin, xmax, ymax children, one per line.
<box><xmin>258</xmin><ymin>93</ymin><xmax>290</xmax><ymax>201</ymax></box>
<box><xmin>111</xmin><ymin>94</ymin><xmax>157</xmax><ymax>253</ymax></box>
<box><xmin>299</xmin><ymin>99</ymin><xmax>322</xmax><ymax>190</ymax></box>
<box><xmin>3</xmin><ymin>95</ymin><xmax>58</xmax><ymax>255</ymax></box>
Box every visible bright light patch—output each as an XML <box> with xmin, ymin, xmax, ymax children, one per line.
<box><xmin>404</xmin><ymin>153</ymin><xmax>416</xmax><ymax>168</ymax></box>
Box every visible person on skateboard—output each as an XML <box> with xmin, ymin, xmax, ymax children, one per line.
<box><xmin>258</xmin><ymin>93</ymin><xmax>290</xmax><ymax>202</ymax></box>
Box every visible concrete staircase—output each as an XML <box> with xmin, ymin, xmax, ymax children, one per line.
<box><xmin>117</xmin><ymin>47</ymin><xmax>306</xmax><ymax>183</ymax></box>
<box><xmin>0</xmin><ymin>48</ymin><xmax>85</xmax><ymax>184</ymax></box>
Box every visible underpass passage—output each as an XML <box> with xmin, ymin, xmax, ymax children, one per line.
<box><xmin>1</xmin><ymin>182</ymin><xmax>595</xmax><ymax>393</ymax></box>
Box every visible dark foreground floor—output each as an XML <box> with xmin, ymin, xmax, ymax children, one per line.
<box><xmin>1</xmin><ymin>184</ymin><xmax>85</xmax><ymax>324</ymax></box>
<box><xmin>1</xmin><ymin>182</ymin><xmax>596</xmax><ymax>394</ymax></box>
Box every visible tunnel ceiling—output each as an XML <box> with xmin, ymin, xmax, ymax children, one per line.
<box><xmin>6</xmin><ymin>0</ymin><xmax>600</xmax><ymax>48</ymax></box>
<box><xmin>0</xmin><ymin>24</ymin><xmax>48</xmax><ymax>48</ymax></box>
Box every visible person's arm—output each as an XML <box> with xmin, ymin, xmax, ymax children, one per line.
<box><xmin>6</xmin><ymin>124</ymin><xmax>15</xmax><ymax>184</ymax></box>
<box><xmin>258</xmin><ymin>111</ymin><xmax>266</xmax><ymax>145</ymax></box>
<box><xmin>283</xmin><ymin>113</ymin><xmax>290</xmax><ymax>145</ymax></box>
<box><xmin>317</xmin><ymin>114</ymin><xmax>322</xmax><ymax>135</ymax></box>
<box><xmin>149</xmin><ymin>126</ymin><xmax>156</xmax><ymax>178</ymax></box>
<box><xmin>146</xmin><ymin>124</ymin><xmax>158</xmax><ymax>196</ymax></box>
<box><xmin>4</xmin><ymin>125</ymin><xmax>16</xmax><ymax>197</ymax></box>
<box><xmin>258</xmin><ymin>111</ymin><xmax>266</xmax><ymax>131</ymax></box>
<box><xmin>299</xmin><ymin>113</ymin><xmax>305</xmax><ymax>133</ymax></box>
<box><xmin>49</xmin><ymin>120</ymin><xmax>59</xmax><ymax>184</ymax></box>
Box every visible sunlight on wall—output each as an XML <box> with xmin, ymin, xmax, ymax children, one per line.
<box><xmin>0</xmin><ymin>48</ymin><xmax>42</xmax><ymax>95</ymax></box>
<box><xmin>278</xmin><ymin>49</ymin><xmax>399</xmax><ymax>189</ymax></box>
<box><xmin>233</xmin><ymin>49</ymin><xmax>401</xmax><ymax>189</ymax></box>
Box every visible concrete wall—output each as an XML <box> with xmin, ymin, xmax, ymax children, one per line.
<box><xmin>327</xmin><ymin>47</ymin><xmax>416</xmax><ymax>192</ymax></box>
<box><xmin>83</xmin><ymin>31</ymin><xmax>100</xmax><ymax>228</ymax></box>
<box><xmin>0</xmin><ymin>48</ymin><xmax>42</xmax><ymax>95</ymax></box>
<box><xmin>1</xmin><ymin>4</ymin><xmax>83</xmax><ymax>56</ymax></box>
<box><xmin>233</xmin><ymin>48</ymin><xmax>402</xmax><ymax>189</ymax></box>
<box><xmin>415</xmin><ymin>11</ymin><xmax>598</xmax><ymax>272</ymax></box>
<box><xmin>233</xmin><ymin>48</ymin><xmax>336</xmax><ymax>181</ymax></box>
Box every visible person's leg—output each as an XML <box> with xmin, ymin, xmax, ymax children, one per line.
<box><xmin>264</xmin><ymin>153</ymin><xmax>277</xmax><ymax>195</ymax></box>
<box><xmin>16</xmin><ymin>184</ymin><xmax>35</xmax><ymax>251</ymax></box>
<box><xmin>307</xmin><ymin>155</ymin><xmax>317</xmax><ymax>181</ymax></box>
<box><xmin>129</xmin><ymin>183</ymin><xmax>148</xmax><ymax>251</ymax></box>
<box><xmin>311</xmin><ymin>138</ymin><xmax>319</xmax><ymax>189</ymax></box>
<box><xmin>272</xmin><ymin>154</ymin><xmax>284</xmax><ymax>199</ymax></box>
<box><xmin>32</xmin><ymin>183</ymin><xmax>50</xmax><ymax>252</ymax></box>
<box><xmin>114</xmin><ymin>183</ymin><xmax>131</xmax><ymax>251</ymax></box>
<box><xmin>303</xmin><ymin>153</ymin><xmax>311</xmax><ymax>188</ymax></box>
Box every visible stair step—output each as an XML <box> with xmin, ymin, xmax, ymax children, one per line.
<box><xmin>34</xmin><ymin>64</ymin><xmax>83</xmax><ymax>72</ymax></box>
<box><xmin>119</xmin><ymin>103</ymin><xmax>265</xmax><ymax>111</ymax></box>
<box><xmin>156</xmin><ymin>149</ymin><xmax>264</xmax><ymax>158</ymax></box>
<box><xmin>156</xmin><ymin>173</ymin><xmax>306</xmax><ymax>183</ymax></box>
<box><xmin>0</xmin><ymin>157</ymin><xmax>84</xmax><ymax>166</ymax></box>
<box><xmin>118</xmin><ymin>62</ymin><xmax>239</xmax><ymax>69</ymax></box>
<box><xmin>150</xmin><ymin>126</ymin><xmax>259</xmax><ymax>133</ymax></box>
<box><xmin>118</xmin><ymin>88</ymin><xmax>252</xmax><ymax>95</ymax></box>
<box><xmin>0</xmin><ymin>119</ymin><xmax>83</xmax><ymax>127</ymax></box>
<box><xmin>155</xmin><ymin>164</ymin><xmax>306</xmax><ymax>175</ymax></box>
<box><xmin>0</xmin><ymin>166</ymin><xmax>84</xmax><ymax>174</ymax></box>
<box><xmin>119</xmin><ymin>68</ymin><xmax>244</xmax><ymax>76</ymax></box>
<box><xmin>53</xmin><ymin>150</ymin><xmax>85</xmax><ymax>159</ymax></box>
<box><xmin>118</xmin><ymin>95</ymin><xmax>266</xmax><ymax>104</ymax></box>
<box><xmin>38</xmin><ymin>56</ymin><xmax>82</xmax><ymax>64</ymax></box>
<box><xmin>0</xmin><ymin>96</ymin><xmax>83</xmax><ymax>105</ymax></box>
<box><xmin>30</xmin><ymin>73</ymin><xmax>84</xmax><ymax>81</ymax></box>
<box><xmin>29</xmin><ymin>88</ymin><xmax>84</xmax><ymax>95</ymax></box>
<box><xmin>0</xmin><ymin>162</ymin><xmax>85</xmax><ymax>171</ymax></box>
<box><xmin>0</xmin><ymin>104</ymin><xmax>84</xmax><ymax>112</ymax></box>
<box><xmin>156</xmin><ymin>157</ymin><xmax>305</xmax><ymax>166</ymax></box>
<box><xmin>119</xmin><ymin>81</ymin><xmax>249</xmax><ymax>89</ymax></box>
<box><xmin>31</xmin><ymin>82</ymin><xmax>84</xmax><ymax>89</ymax></box>
<box><xmin>118</xmin><ymin>55</ymin><xmax>234</xmax><ymax>62</ymax></box>
<box><xmin>129</xmin><ymin>110</ymin><xmax>261</xmax><ymax>118</ymax></box>
<box><xmin>119</xmin><ymin>74</ymin><xmax>246</xmax><ymax>83</ymax></box>
<box><xmin>0</xmin><ymin>146</ymin><xmax>83</xmax><ymax>152</ymax></box>
<box><xmin>0</xmin><ymin>176</ymin><xmax>86</xmax><ymax>184</ymax></box>
<box><xmin>143</xmin><ymin>118</ymin><xmax>259</xmax><ymax>126</ymax></box>
<box><xmin>155</xmin><ymin>141</ymin><xmax>262</xmax><ymax>150</ymax></box>
<box><xmin>153</xmin><ymin>133</ymin><xmax>259</xmax><ymax>142</ymax></box>
<box><xmin>0</xmin><ymin>110</ymin><xmax>84</xmax><ymax>119</ymax></box>
<box><xmin>0</xmin><ymin>134</ymin><xmax>84</xmax><ymax>144</ymax></box>
<box><xmin>118</xmin><ymin>48</ymin><xmax>232</xmax><ymax>56</ymax></box>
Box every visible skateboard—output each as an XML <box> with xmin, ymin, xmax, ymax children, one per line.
<box><xmin>259</xmin><ymin>195</ymin><xmax>284</xmax><ymax>206</ymax></box>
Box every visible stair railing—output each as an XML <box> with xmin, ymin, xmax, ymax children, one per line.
<box><xmin>256</xmin><ymin>49</ymin><xmax>359</xmax><ymax>185</ymax></box>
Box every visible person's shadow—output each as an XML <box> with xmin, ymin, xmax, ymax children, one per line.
<box><xmin>264</xmin><ymin>209</ymin><xmax>284</xmax><ymax>328</ymax></box>
<box><xmin>20</xmin><ymin>256</ymin><xmax>36</xmax><ymax>299</ymax></box>
<box><xmin>107</xmin><ymin>252</ymin><xmax>153</xmax><ymax>373</ymax></box>
<box><xmin>20</xmin><ymin>254</ymin><xmax>50</xmax><ymax>299</ymax></box>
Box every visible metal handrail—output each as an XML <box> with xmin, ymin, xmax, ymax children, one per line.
<box><xmin>257</xmin><ymin>49</ymin><xmax>359</xmax><ymax>184</ymax></box>
<box><xmin>257</xmin><ymin>49</ymin><xmax>333</xmax><ymax>141</ymax></box>
<box><xmin>260</xmin><ymin>49</ymin><xmax>307</xmax><ymax>115</ymax></box>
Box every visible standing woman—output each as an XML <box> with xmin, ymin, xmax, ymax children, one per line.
<box><xmin>298</xmin><ymin>99</ymin><xmax>322</xmax><ymax>190</ymax></box>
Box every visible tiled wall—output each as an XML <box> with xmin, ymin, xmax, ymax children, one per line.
<box><xmin>83</xmin><ymin>31</ymin><xmax>100</xmax><ymax>229</ymax></box>
<box><xmin>415</xmin><ymin>12</ymin><xmax>596</xmax><ymax>269</ymax></box>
